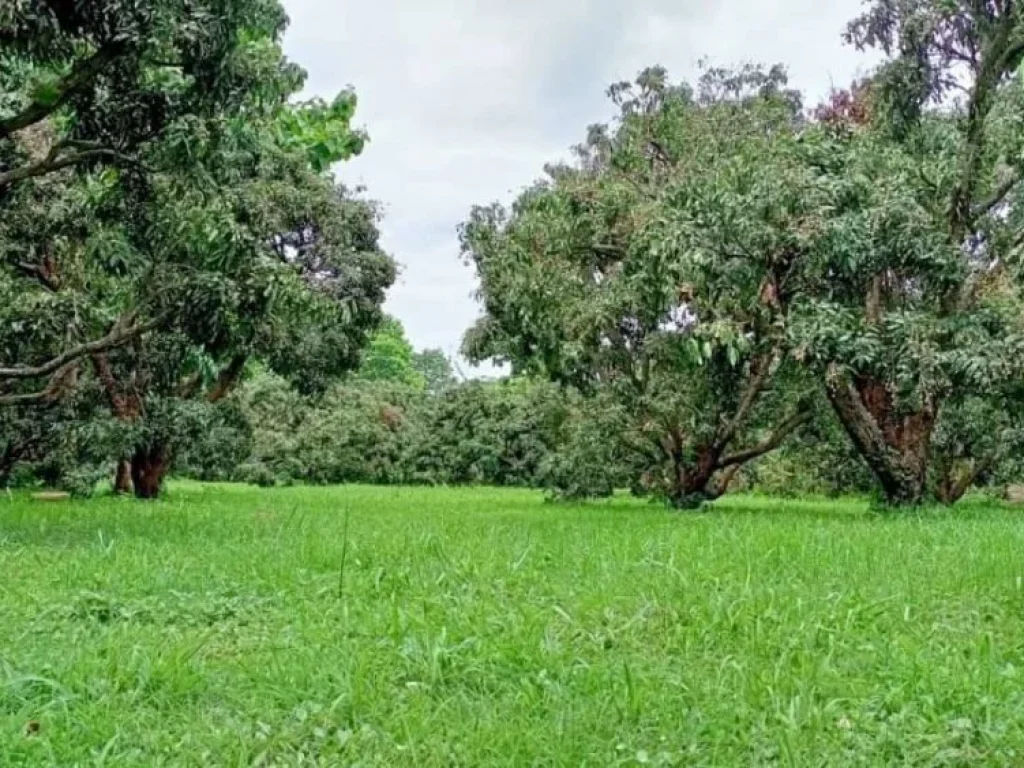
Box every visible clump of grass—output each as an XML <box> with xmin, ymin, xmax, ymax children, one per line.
<box><xmin>1</xmin><ymin>483</ymin><xmax>1023</xmax><ymax>765</ymax></box>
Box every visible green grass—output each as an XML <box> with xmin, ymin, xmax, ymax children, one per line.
<box><xmin>2</xmin><ymin>484</ymin><xmax>1024</xmax><ymax>765</ymax></box>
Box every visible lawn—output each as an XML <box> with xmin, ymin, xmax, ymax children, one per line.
<box><xmin>1</xmin><ymin>484</ymin><xmax>1024</xmax><ymax>766</ymax></box>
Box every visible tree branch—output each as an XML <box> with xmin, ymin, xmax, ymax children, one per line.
<box><xmin>971</xmin><ymin>170</ymin><xmax>1023</xmax><ymax>218</ymax></box>
<box><xmin>14</xmin><ymin>256</ymin><xmax>60</xmax><ymax>292</ymax></box>
<box><xmin>206</xmin><ymin>355</ymin><xmax>249</xmax><ymax>403</ymax></box>
<box><xmin>0</xmin><ymin>363</ymin><xmax>78</xmax><ymax>407</ymax></box>
<box><xmin>939</xmin><ymin>454</ymin><xmax>996</xmax><ymax>505</ymax></box>
<box><xmin>0</xmin><ymin>313</ymin><xmax>160</xmax><ymax>382</ymax></box>
<box><xmin>0</xmin><ymin>390</ymin><xmax>59</xmax><ymax>407</ymax></box>
<box><xmin>716</xmin><ymin>409</ymin><xmax>812</xmax><ymax>470</ymax></box>
<box><xmin>950</xmin><ymin>18</ymin><xmax>1023</xmax><ymax>237</ymax></box>
<box><xmin>0</xmin><ymin>43</ymin><xmax>125</xmax><ymax>139</ymax></box>
<box><xmin>0</xmin><ymin>145</ymin><xmax>138</xmax><ymax>189</ymax></box>
<box><xmin>709</xmin><ymin>463</ymin><xmax>743</xmax><ymax>500</ymax></box>
<box><xmin>713</xmin><ymin>350</ymin><xmax>776</xmax><ymax>451</ymax></box>
<box><xmin>177</xmin><ymin>372</ymin><xmax>204</xmax><ymax>400</ymax></box>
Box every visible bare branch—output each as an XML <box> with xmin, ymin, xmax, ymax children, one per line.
<box><xmin>713</xmin><ymin>349</ymin><xmax>777</xmax><ymax>451</ymax></box>
<box><xmin>206</xmin><ymin>355</ymin><xmax>249</xmax><ymax>403</ymax></box>
<box><xmin>0</xmin><ymin>313</ymin><xmax>161</xmax><ymax>382</ymax></box>
<box><xmin>0</xmin><ymin>145</ymin><xmax>140</xmax><ymax>189</ymax></box>
<box><xmin>717</xmin><ymin>409</ymin><xmax>813</xmax><ymax>469</ymax></box>
<box><xmin>0</xmin><ymin>363</ymin><xmax>78</xmax><ymax>407</ymax></box>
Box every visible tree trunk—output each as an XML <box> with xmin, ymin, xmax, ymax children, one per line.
<box><xmin>667</xmin><ymin>443</ymin><xmax>721</xmax><ymax>509</ymax></box>
<box><xmin>659</xmin><ymin>406</ymin><xmax>813</xmax><ymax>509</ymax></box>
<box><xmin>113</xmin><ymin>460</ymin><xmax>133</xmax><ymax>494</ymax></box>
<box><xmin>826</xmin><ymin>364</ymin><xmax>935</xmax><ymax>506</ymax></box>
<box><xmin>0</xmin><ymin>443</ymin><xmax>18</xmax><ymax>487</ymax></box>
<box><xmin>935</xmin><ymin>458</ymin><xmax>989</xmax><ymax>506</ymax></box>
<box><xmin>130</xmin><ymin>444</ymin><xmax>171</xmax><ymax>500</ymax></box>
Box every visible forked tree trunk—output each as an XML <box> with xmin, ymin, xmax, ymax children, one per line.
<box><xmin>113</xmin><ymin>460</ymin><xmax>133</xmax><ymax>495</ymax></box>
<box><xmin>130</xmin><ymin>443</ymin><xmax>171</xmax><ymax>500</ymax></box>
<box><xmin>826</xmin><ymin>364</ymin><xmax>936</xmax><ymax>506</ymax></box>
<box><xmin>651</xmin><ymin>394</ymin><xmax>812</xmax><ymax>509</ymax></box>
<box><xmin>662</xmin><ymin>413</ymin><xmax>811</xmax><ymax>509</ymax></box>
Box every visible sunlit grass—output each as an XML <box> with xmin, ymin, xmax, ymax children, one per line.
<box><xmin>2</xmin><ymin>483</ymin><xmax>1023</xmax><ymax>765</ymax></box>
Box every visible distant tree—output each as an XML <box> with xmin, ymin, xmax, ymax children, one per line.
<box><xmin>405</xmin><ymin>378</ymin><xmax>568</xmax><ymax>487</ymax></box>
<box><xmin>412</xmin><ymin>349</ymin><xmax>456</xmax><ymax>395</ymax></box>
<box><xmin>356</xmin><ymin>317</ymin><xmax>427</xmax><ymax>390</ymax></box>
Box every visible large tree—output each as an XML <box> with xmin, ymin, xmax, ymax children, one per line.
<box><xmin>792</xmin><ymin>1</ymin><xmax>1024</xmax><ymax>505</ymax></box>
<box><xmin>462</xmin><ymin>66</ymin><xmax>823</xmax><ymax>507</ymax></box>
<box><xmin>0</xmin><ymin>1</ymin><xmax>394</xmax><ymax>497</ymax></box>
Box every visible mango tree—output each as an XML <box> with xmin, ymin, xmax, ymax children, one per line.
<box><xmin>792</xmin><ymin>0</ymin><xmax>1024</xmax><ymax>505</ymax></box>
<box><xmin>0</xmin><ymin>1</ymin><xmax>394</xmax><ymax>497</ymax></box>
<box><xmin>462</xmin><ymin>67</ymin><xmax>824</xmax><ymax>507</ymax></box>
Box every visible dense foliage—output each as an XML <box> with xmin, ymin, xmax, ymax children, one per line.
<box><xmin>462</xmin><ymin>3</ymin><xmax>1024</xmax><ymax>507</ymax></box>
<box><xmin>462</xmin><ymin>65</ymin><xmax>821</xmax><ymax>507</ymax></box>
<box><xmin>214</xmin><ymin>332</ymin><xmax>572</xmax><ymax>490</ymax></box>
<box><xmin>789</xmin><ymin>0</ymin><xmax>1024</xmax><ymax>505</ymax></box>
<box><xmin>6</xmin><ymin>0</ymin><xmax>1024</xmax><ymax>508</ymax></box>
<box><xmin>0</xmin><ymin>0</ymin><xmax>394</xmax><ymax>497</ymax></box>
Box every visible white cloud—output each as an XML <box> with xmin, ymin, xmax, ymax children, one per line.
<box><xmin>282</xmin><ymin>0</ymin><xmax>875</xmax><ymax>372</ymax></box>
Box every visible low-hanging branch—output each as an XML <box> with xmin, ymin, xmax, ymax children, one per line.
<box><xmin>0</xmin><ymin>362</ymin><xmax>78</xmax><ymax>407</ymax></box>
<box><xmin>0</xmin><ymin>313</ymin><xmax>161</xmax><ymax>382</ymax></box>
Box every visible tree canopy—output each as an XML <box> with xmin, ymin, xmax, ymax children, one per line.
<box><xmin>0</xmin><ymin>0</ymin><xmax>394</xmax><ymax>497</ymax></box>
<box><xmin>463</xmin><ymin>65</ymin><xmax>820</xmax><ymax>507</ymax></box>
<box><xmin>7</xmin><ymin>0</ymin><xmax>1024</xmax><ymax>508</ymax></box>
<box><xmin>789</xmin><ymin>0</ymin><xmax>1024</xmax><ymax>504</ymax></box>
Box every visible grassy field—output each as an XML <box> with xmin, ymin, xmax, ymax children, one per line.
<box><xmin>1</xmin><ymin>484</ymin><xmax>1024</xmax><ymax>766</ymax></box>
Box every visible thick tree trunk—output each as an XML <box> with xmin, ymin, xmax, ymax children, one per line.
<box><xmin>130</xmin><ymin>444</ymin><xmax>171</xmax><ymax>500</ymax></box>
<box><xmin>667</xmin><ymin>445</ymin><xmax>720</xmax><ymax>509</ymax></box>
<box><xmin>113</xmin><ymin>460</ymin><xmax>133</xmax><ymax>494</ymax></box>
<box><xmin>826</xmin><ymin>364</ymin><xmax>935</xmax><ymax>506</ymax></box>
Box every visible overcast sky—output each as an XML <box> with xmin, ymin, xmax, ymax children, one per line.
<box><xmin>282</xmin><ymin>0</ymin><xmax>875</xmax><ymax>369</ymax></box>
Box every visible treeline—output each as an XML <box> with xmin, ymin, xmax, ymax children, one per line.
<box><xmin>176</xmin><ymin>321</ymin><xmax>1014</xmax><ymax>500</ymax></box>
<box><xmin>7</xmin><ymin>0</ymin><xmax>1024</xmax><ymax>508</ymax></box>
<box><xmin>2</xmin><ymin>310</ymin><xmax>1018</xmax><ymax>501</ymax></box>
